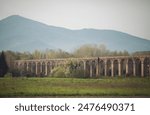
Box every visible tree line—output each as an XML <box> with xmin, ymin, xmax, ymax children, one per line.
<box><xmin>0</xmin><ymin>44</ymin><xmax>150</xmax><ymax>76</ymax></box>
<box><xmin>2</xmin><ymin>44</ymin><xmax>129</xmax><ymax>61</ymax></box>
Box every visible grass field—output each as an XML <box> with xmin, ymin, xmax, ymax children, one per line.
<box><xmin>0</xmin><ymin>77</ymin><xmax>150</xmax><ymax>97</ymax></box>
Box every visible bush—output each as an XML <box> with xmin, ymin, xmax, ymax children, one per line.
<box><xmin>51</xmin><ymin>61</ymin><xmax>85</xmax><ymax>78</ymax></box>
<box><xmin>10</xmin><ymin>69</ymin><xmax>21</xmax><ymax>77</ymax></box>
<box><xmin>4</xmin><ymin>72</ymin><xmax>12</xmax><ymax>78</ymax></box>
<box><xmin>51</xmin><ymin>66</ymin><xmax>66</xmax><ymax>77</ymax></box>
<box><xmin>65</xmin><ymin>67</ymin><xmax>84</xmax><ymax>78</ymax></box>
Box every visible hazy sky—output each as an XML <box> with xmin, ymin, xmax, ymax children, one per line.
<box><xmin>0</xmin><ymin>0</ymin><xmax>150</xmax><ymax>39</ymax></box>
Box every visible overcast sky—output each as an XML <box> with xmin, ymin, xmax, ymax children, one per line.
<box><xmin>0</xmin><ymin>0</ymin><xmax>150</xmax><ymax>39</ymax></box>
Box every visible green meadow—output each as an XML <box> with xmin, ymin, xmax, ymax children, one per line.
<box><xmin>0</xmin><ymin>77</ymin><xmax>150</xmax><ymax>97</ymax></box>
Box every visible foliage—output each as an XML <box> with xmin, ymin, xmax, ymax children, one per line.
<box><xmin>51</xmin><ymin>60</ymin><xmax>84</xmax><ymax>78</ymax></box>
<box><xmin>133</xmin><ymin>51</ymin><xmax>150</xmax><ymax>56</ymax></box>
<box><xmin>32</xmin><ymin>49</ymin><xmax>72</xmax><ymax>59</ymax></box>
<box><xmin>65</xmin><ymin>60</ymin><xmax>84</xmax><ymax>77</ymax></box>
<box><xmin>51</xmin><ymin>66</ymin><xmax>66</xmax><ymax>78</ymax></box>
<box><xmin>10</xmin><ymin>68</ymin><xmax>22</xmax><ymax>77</ymax></box>
<box><xmin>4</xmin><ymin>73</ymin><xmax>12</xmax><ymax>79</ymax></box>
<box><xmin>0</xmin><ymin>43</ymin><xmax>146</xmax><ymax>77</ymax></box>
<box><xmin>73</xmin><ymin>44</ymin><xmax>129</xmax><ymax>57</ymax></box>
<box><xmin>0</xmin><ymin>43</ymin><xmax>130</xmax><ymax>77</ymax></box>
<box><xmin>0</xmin><ymin>51</ymin><xmax>8</xmax><ymax>77</ymax></box>
<box><xmin>1</xmin><ymin>44</ymin><xmax>130</xmax><ymax>62</ymax></box>
<box><xmin>73</xmin><ymin>44</ymin><xmax>109</xmax><ymax>57</ymax></box>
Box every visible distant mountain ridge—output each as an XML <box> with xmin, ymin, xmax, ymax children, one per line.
<box><xmin>0</xmin><ymin>15</ymin><xmax>150</xmax><ymax>52</ymax></box>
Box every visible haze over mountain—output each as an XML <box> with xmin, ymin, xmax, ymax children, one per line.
<box><xmin>0</xmin><ymin>15</ymin><xmax>150</xmax><ymax>53</ymax></box>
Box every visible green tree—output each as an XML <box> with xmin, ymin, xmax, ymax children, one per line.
<box><xmin>32</xmin><ymin>50</ymin><xmax>42</xmax><ymax>59</ymax></box>
<box><xmin>0</xmin><ymin>51</ymin><xmax>8</xmax><ymax>77</ymax></box>
<box><xmin>51</xmin><ymin>66</ymin><xmax>66</xmax><ymax>77</ymax></box>
<box><xmin>50</xmin><ymin>60</ymin><xmax>84</xmax><ymax>78</ymax></box>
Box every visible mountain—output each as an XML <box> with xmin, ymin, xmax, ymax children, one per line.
<box><xmin>0</xmin><ymin>15</ymin><xmax>150</xmax><ymax>53</ymax></box>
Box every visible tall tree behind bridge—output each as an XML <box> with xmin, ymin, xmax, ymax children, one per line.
<box><xmin>0</xmin><ymin>51</ymin><xmax>8</xmax><ymax>77</ymax></box>
<box><xmin>73</xmin><ymin>44</ymin><xmax>129</xmax><ymax>57</ymax></box>
<box><xmin>73</xmin><ymin>44</ymin><xmax>110</xmax><ymax>57</ymax></box>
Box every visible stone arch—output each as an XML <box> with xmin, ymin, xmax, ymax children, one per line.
<box><xmin>19</xmin><ymin>63</ymin><xmax>23</xmax><ymax>70</ymax></box>
<box><xmin>85</xmin><ymin>61</ymin><xmax>90</xmax><ymax>77</ymax></box>
<box><xmin>106</xmin><ymin>60</ymin><xmax>111</xmax><ymax>76</ymax></box>
<box><xmin>51</xmin><ymin>61</ymin><xmax>55</xmax><ymax>70</ymax></box>
<box><xmin>18</xmin><ymin>63</ymin><xmax>23</xmax><ymax>76</ymax></box>
<box><xmin>144</xmin><ymin>57</ymin><xmax>150</xmax><ymax>77</ymax></box>
<box><xmin>114</xmin><ymin>60</ymin><xmax>118</xmax><ymax>76</ymax></box>
<box><xmin>32</xmin><ymin>62</ymin><xmax>36</xmax><ymax>75</ymax></box>
<box><xmin>135</xmin><ymin>58</ymin><xmax>141</xmax><ymax>76</ymax></box>
<box><xmin>74</xmin><ymin>61</ymin><xmax>84</xmax><ymax>77</ymax></box>
<box><xmin>23</xmin><ymin>62</ymin><xmax>27</xmax><ymax>72</ymax></box>
<box><xmin>121</xmin><ymin>59</ymin><xmax>126</xmax><ymax>76</ymax></box>
<box><xmin>99</xmin><ymin>60</ymin><xmax>105</xmax><ymax>76</ymax></box>
<box><xmin>128</xmin><ymin>59</ymin><xmax>133</xmax><ymax>76</ymax></box>
<box><xmin>37</xmin><ymin>62</ymin><xmax>41</xmax><ymax>75</ymax></box>
<box><xmin>15</xmin><ymin>62</ymin><xmax>18</xmax><ymax>69</ymax></box>
<box><xmin>78</xmin><ymin>61</ymin><xmax>84</xmax><ymax>70</ymax></box>
<box><xmin>47</xmin><ymin>62</ymin><xmax>51</xmax><ymax>76</ymax></box>
<box><xmin>28</xmin><ymin>62</ymin><xmax>32</xmax><ymax>73</ymax></box>
<box><xmin>41</xmin><ymin>62</ymin><xmax>45</xmax><ymax>75</ymax></box>
<box><xmin>91</xmin><ymin>60</ymin><xmax>96</xmax><ymax>77</ymax></box>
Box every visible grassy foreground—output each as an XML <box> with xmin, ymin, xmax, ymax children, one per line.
<box><xmin>0</xmin><ymin>77</ymin><xmax>150</xmax><ymax>97</ymax></box>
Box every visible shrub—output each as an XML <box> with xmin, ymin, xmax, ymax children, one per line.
<box><xmin>51</xmin><ymin>60</ymin><xmax>85</xmax><ymax>78</ymax></box>
<box><xmin>51</xmin><ymin>66</ymin><xmax>66</xmax><ymax>77</ymax></box>
<box><xmin>10</xmin><ymin>69</ymin><xmax>21</xmax><ymax>77</ymax></box>
<box><xmin>4</xmin><ymin>72</ymin><xmax>13</xmax><ymax>78</ymax></box>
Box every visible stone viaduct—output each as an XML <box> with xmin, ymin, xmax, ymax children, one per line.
<box><xmin>14</xmin><ymin>55</ymin><xmax>150</xmax><ymax>77</ymax></box>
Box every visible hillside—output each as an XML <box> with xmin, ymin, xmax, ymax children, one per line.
<box><xmin>0</xmin><ymin>15</ymin><xmax>150</xmax><ymax>52</ymax></box>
